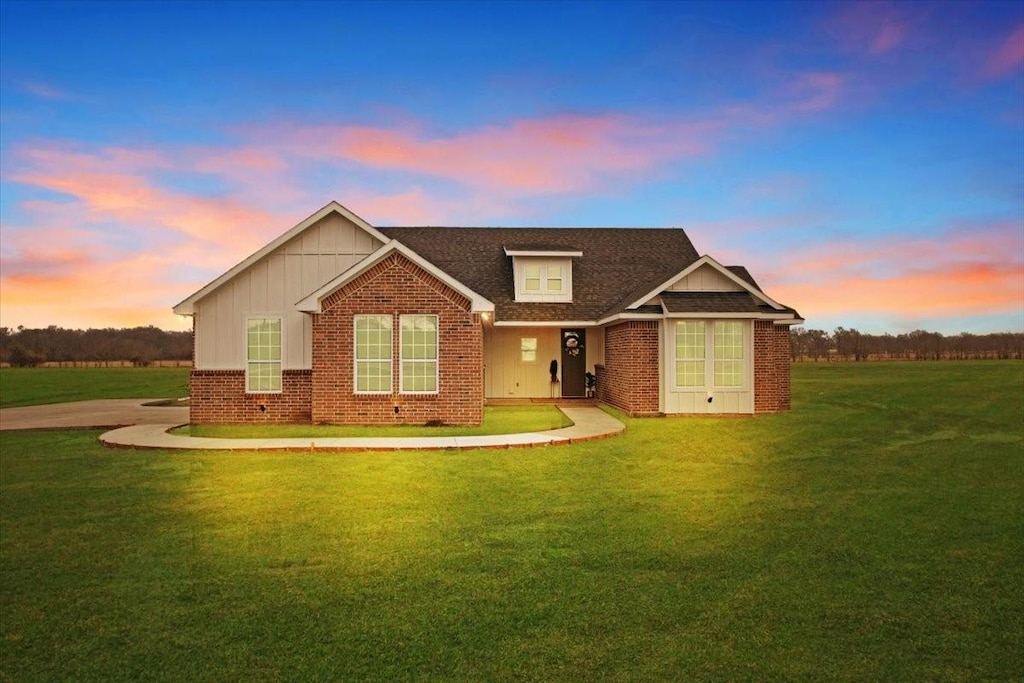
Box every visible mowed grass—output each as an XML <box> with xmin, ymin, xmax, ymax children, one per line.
<box><xmin>1</xmin><ymin>361</ymin><xmax>1022</xmax><ymax>681</ymax></box>
<box><xmin>176</xmin><ymin>405</ymin><xmax>573</xmax><ymax>438</ymax></box>
<box><xmin>0</xmin><ymin>367</ymin><xmax>189</xmax><ymax>408</ymax></box>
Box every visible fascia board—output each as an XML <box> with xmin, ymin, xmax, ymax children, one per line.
<box><xmin>493</xmin><ymin>320</ymin><xmax>597</xmax><ymax>327</ymax></box>
<box><xmin>503</xmin><ymin>248</ymin><xmax>584</xmax><ymax>257</ymax></box>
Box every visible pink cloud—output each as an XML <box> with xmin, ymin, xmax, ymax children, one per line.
<box><xmin>827</xmin><ymin>2</ymin><xmax>911</xmax><ymax>56</ymax></box>
<box><xmin>18</xmin><ymin>81</ymin><xmax>70</xmax><ymax>100</ymax></box>
<box><xmin>982</xmin><ymin>24</ymin><xmax>1024</xmax><ymax>79</ymax></box>
<box><xmin>784</xmin><ymin>72</ymin><xmax>845</xmax><ymax>113</ymax></box>
<box><xmin>262</xmin><ymin>114</ymin><xmax>716</xmax><ymax>195</ymax></box>
<box><xmin>2</xmin><ymin>93</ymin><xmax>849</xmax><ymax>330</ymax></box>
<box><xmin>753</xmin><ymin>222</ymin><xmax>1024</xmax><ymax>324</ymax></box>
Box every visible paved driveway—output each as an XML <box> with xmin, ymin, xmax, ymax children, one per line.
<box><xmin>0</xmin><ymin>399</ymin><xmax>190</xmax><ymax>431</ymax></box>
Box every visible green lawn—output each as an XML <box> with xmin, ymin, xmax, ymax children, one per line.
<box><xmin>177</xmin><ymin>405</ymin><xmax>572</xmax><ymax>438</ymax></box>
<box><xmin>0</xmin><ymin>367</ymin><xmax>189</xmax><ymax>408</ymax></box>
<box><xmin>1</xmin><ymin>361</ymin><xmax>1022</xmax><ymax>681</ymax></box>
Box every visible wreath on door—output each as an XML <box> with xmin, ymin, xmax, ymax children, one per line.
<box><xmin>563</xmin><ymin>331</ymin><xmax>583</xmax><ymax>357</ymax></box>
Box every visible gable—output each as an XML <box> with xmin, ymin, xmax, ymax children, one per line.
<box><xmin>173</xmin><ymin>201</ymin><xmax>388</xmax><ymax>315</ymax></box>
<box><xmin>667</xmin><ymin>263</ymin><xmax>745</xmax><ymax>292</ymax></box>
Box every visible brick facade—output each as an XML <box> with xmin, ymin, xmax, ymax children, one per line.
<box><xmin>595</xmin><ymin>320</ymin><xmax>661</xmax><ymax>415</ymax></box>
<box><xmin>311</xmin><ymin>252</ymin><xmax>484</xmax><ymax>426</ymax></box>
<box><xmin>190</xmin><ymin>369</ymin><xmax>312</xmax><ymax>423</ymax></box>
<box><xmin>754</xmin><ymin>320</ymin><xmax>792</xmax><ymax>413</ymax></box>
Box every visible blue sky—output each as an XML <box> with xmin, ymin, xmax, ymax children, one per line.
<box><xmin>1</xmin><ymin>0</ymin><xmax>1021</xmax><ymax>333</ymax></box>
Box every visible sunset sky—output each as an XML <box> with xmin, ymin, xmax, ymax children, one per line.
<box><xmin>1</xmin><ymin>0</ymin><xmax>1022</xmax><ymax>334</ymax></box>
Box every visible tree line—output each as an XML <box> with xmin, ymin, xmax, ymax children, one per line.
<box><xmin>0</xmin><ymin>326</ymin><xmax>192</xmax><ymax>367</ymax></box>
<box><xmin>791</xmin><ymin>327</ymin><xmax>1024</xmax><ymax>362</ymax></box>
<box><xmin>1</xmin><ymin>324</ymin><xmax>1021</xmax><ymax>367</ymax></box>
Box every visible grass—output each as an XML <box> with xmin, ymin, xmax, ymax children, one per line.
<box><xmin>175</xmin><ymin>405</ymin><xmax>573</xmax><ymax>438</ymax></box>
<box><xmin>1</xmin><ymin>361</ymin><xmax>1022</xmax><ymax>681</ymax></box>
<box><xmin>0</xmin><ymin>367</ymin><xmax>189</xmax><ymax>408</ymax></box>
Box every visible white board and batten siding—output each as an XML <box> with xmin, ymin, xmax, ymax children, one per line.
<box><xmin>193</xmin><ymin>213</ymin><xmax>384</xmax><ymax>370</ymax></box>
<box><xmin>667</xmin><ymin>264</ymin><xmax>744</xmax><ymax>292</ymax></box>
<box><xmin>482</xmin><ymin>326</ymin><xmax>605</xmax><ymax>399</ymax></box>
<box><xmin>661</xmin><ymin>319</ymin><xmax>754</xmax><ymax>414</ymax></box>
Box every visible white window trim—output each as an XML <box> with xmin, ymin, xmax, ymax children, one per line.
<box><xmin>670</xmin><ymin>319</ymin><xmax>751</xmax><ymax>392</ymax></box>
<box><xmin>674</xmin><ymin>320</ymin><xmax>706</xmax><ymax>389</ymax></box>
<box><xmin>245</xmin><ymin>315</ymin><xmax>283</xmax><ymax>394</ymax></box>
<box><xmin>353</xmin><ymin>314</ymin><xmax>393</xmax><ymax>395</ymax></box>
<box><xmin>399</xmin><ymin>314</ymin><xmax>440</xmax><ymax>395</ymax></box>
<box><xmin>520</xmin><ymin>337</ymin><xmax>539</xmax><ymax>364</ymax></box>
<box><xmin>512</xmin><ymin>256</ymin><xmax>573</xmax><ymax>303</ymax></box>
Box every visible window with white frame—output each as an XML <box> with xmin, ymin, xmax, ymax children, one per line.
<box><xmin>673</xmin><ymin>320</ymin><xmax>747</xmax><ymax>389</ymax></box>
<box><xmin>674</xmin><ymin>321</ymin><xmax>706</xmax><ymax>387</ymax></box>
<box><xmin>520</xmin><ymin>337</ymin><xmax>538</xmax><ymax>363</ymax></box>
<box><xmin>713</xmin><ymin>321</ymin><xmax>744</xmax><ymax>387</ymax></box>
<box><xmin>513</xmin><ymin>257</ymin><xmax>572</xmax><ymax>302</ymax></box>
<box><xmin>354</xmin><ymin>315</ymin><xmax>392</xmax><ymax>393</ymax></box>
<box><xmin>246</xmin><ymin>317</ymin><xmax>282</xmax><ymax>392</ymax></box>
<box><xmin>400</xmin><ymin>315</ymin><xmax>438</xmax><ymax>393</ymax></box>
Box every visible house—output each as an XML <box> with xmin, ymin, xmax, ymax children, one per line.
<box><xmin>173</xmin><ymin>201</ymin><xmax>802</xmax><ymax>425</ymax></box>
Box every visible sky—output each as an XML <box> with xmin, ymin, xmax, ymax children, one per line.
<box><xmin>1</xmin><ymin>0</ymin><xmax>1022</xmax><ymax>335</ymax></box>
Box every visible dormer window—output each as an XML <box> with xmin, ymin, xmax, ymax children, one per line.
<box><xmin>505</xmin><ymin>246</ymin><xmax>582</xmax><ymax>303</ymax></box>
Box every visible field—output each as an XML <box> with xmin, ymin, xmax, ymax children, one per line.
<box><xmin>0</xmin><ymin>367</ymin><xmax>189</xmax><ymax>408</ymax></box>
<box><xmin>1</xmin><ymin>362</ymin><xmax>1022</xmax><ymax>681</ymax></box>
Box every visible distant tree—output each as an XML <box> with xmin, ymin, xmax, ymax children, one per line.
<box><xmin>8</xmin><ymin>343</ymin><xmax>45</xmax><ymax>367</ymax></box>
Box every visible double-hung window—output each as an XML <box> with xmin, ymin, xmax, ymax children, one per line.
<box><xmin>400</xmin><ymin>315</ymin><xmax>438</xmax><ymax>393</ymax></box>
<box><xmin>354</xmin><ymin>315</ymin><xmax>392</xmax><ymax>393</ymax></box>
<box><xmin>246</xmin><ymin>317</ymin><xmax>282</xmax><ymax>392</ymax></box>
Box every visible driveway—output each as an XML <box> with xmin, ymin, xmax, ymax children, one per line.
<box><xmin>0</xmin><ymin>399</ymin><xmax>190</xmax><ymax>431</ymax></box>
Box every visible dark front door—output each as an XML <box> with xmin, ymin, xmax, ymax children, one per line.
<box><xmin>560</xmin><ymin>328</ymin><xmax>586</xmax><ymax>397</ymax></box>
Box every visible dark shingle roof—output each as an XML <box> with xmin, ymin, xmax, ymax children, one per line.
<box><xmin>378</xmin><ymin>226</ymin><xmax>799</xmax><ymax>323</ymax></box>
<box><xmin>660</xmin><ymin>291</ymin><xmax>771</xmax><ymax>314</ymax></box>
<box><xmin>380</xmin><ymin>227</ymin><xmax>702</xmax><ymax>321</ymax></box>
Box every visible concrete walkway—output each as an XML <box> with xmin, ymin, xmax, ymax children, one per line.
<box><xmin>0</xmin><ymin>399</ymin><xmax>624</xmax><ymax>451</ymax></box>
<box><xmin>98</xmin><ymin>405</ymin><xmax>624</xmax><ymax>451</ymax></box>
<box><xmin>0</xmin><ymin>399</ymin><xmax>190</xmax><ymax>431</ymax></box>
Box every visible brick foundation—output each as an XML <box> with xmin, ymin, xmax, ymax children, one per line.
<box><xmin>596</xmin><ymin>320</ymin><xmax>661</xmax><ymax>415</ymax></box>
<box><xmin>754</xmin><ymin>320</ymin><xmax>792</xmax><ymax>413</ymax></box>
<box><xmin>311</xmin><ymin>252</ymin><xmax>484</xmax><ymax>426</ymax></box>
<box><xmin>190</xmin><ymin>369</ymin><xmax>312</xmax><ymax>423</ymax></box>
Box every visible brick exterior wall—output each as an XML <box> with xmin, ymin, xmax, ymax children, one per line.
<box><xmin>596</xmin><ymin>320</ymin><xmax>661</xmax><ymax>415</ymax></box>
<box><xmin>190</xmin><ymin>369</ymin><xmax>312</xmax><ymax>423</ymax></box>
<box><xmin>311</xmin><ymin>252</ymin><xmax>484</xmax><ymax>426</ymax></box>
<box><xmin>754</xmin><ymin>320</ymin><xmax>792</xmax><ymax>413</ymax></box>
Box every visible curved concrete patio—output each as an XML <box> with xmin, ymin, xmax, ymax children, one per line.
<box><xmin>0</xmin><ymin>399</ymin><xmax>625</xmax><ymax>451</ymax></box>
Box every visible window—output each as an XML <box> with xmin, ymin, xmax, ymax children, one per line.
<box><xmin>546</xmin><ymin>265</ymin><xmax>563</xmax><ymax>292</ymax></box>
<box><xmin>714</xmin><ymin>321</ymin><xmax>744</xmax><ymax>387</ymax></box>
<box><xmin>673</xmin><ymin>320</ymin><xmax>747</xmax><ymax>389</ymax></box>
<box><xmin>675</xmin><ymin>321</ymin><xmax>706</xmax><ymax>387</ymax></box>
<box><xmin>246</xmin><ymin>317</ymin><xmax>281</xmax><ymax>392</ymax></box>
<box><xmin>354</xmin><ymin>315</ymin><xmax>392</xmax><ymax>393</ymax></box>
<box><xmin>525</xmin><ymin>265</ymin><xmax>541</xmax><ymax>292</ymax></box>
<box><xmin>400</xmin><ymin>315</ymin><xmax>438</xmax><ymax>393</ymax></box>
<box><xmin>520</xmin><ymin>337</ymin><xmax>538</xmax><ymax>363</ymax></box>
<box><xmin>512</xmin><ymin>257</ymin><xmax>573</xmax><ymax>302</ymax></box>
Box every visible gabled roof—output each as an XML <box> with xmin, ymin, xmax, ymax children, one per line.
<box><xmin>625</xmin><ymin>254</ymin><xmax>788</xmax><ymax>312</ymax></box>
<box><xmin>172</xmin><ymin>201</ymin><xmax>389</xmax><ymax>315</ymax></box>
<box><xmin>295</xmin><ymin>240</ymin><xmax>494</xmax><ymax>314</ymax></box>
<box><xmin>379</xmin><ymin>226</ymin><xmax>703</xmax><ymax>322</ymax></box>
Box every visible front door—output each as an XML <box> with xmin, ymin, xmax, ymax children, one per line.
<box><xmin>560</xmin><ymin>328</ymin><xmax>586</xmax><ymax>397</ymax></box>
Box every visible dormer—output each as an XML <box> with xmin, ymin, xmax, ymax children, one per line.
<box><xmin>504</xmin><ymin>245</ymin><xmax>583</xmax><ymax>303</ymax></box>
